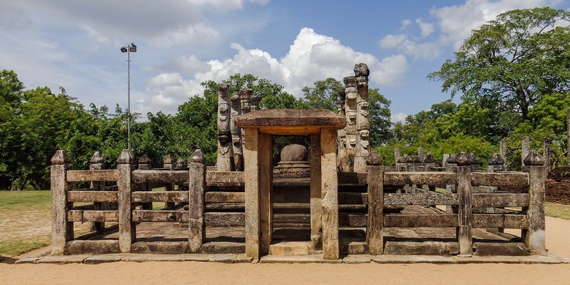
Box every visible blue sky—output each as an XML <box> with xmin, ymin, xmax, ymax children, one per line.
<box><xmin>1</xmin><ymin>0</ymin><xmax>568</xmax><ymax>122</ymax></box>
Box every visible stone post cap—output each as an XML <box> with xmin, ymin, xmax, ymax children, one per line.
<box><xmin>396</xmin><ymin>157</ymin><xmax>406</xmax><ymax>163</ymax></box>
<box><xmin>176</xmin><ymin>157</ymin><xmax>185</xmax><ymax>168</ymax></box>
<box><xmin>218</xmin><ymin>82</ymin><xmax>228</xmax><ymax>91</ymax></box>
<box><xmin>457</xmin><ymin>152</ymin><xmax>472</xmax><ymax>166</ymax></box>
<box><xmin>230</xmin><ymin>93</ymin><xmax>240</xmax><ymax>101</ymax></box>
<box><xmin>90</xmin><ymin>151</ymin><xmax>104</xmax><ymax>164</ymax></box>
<box><xmin>524</xmin><ymin>150</ymin><xmax>545</xmax><ymax>166</ymax></box>
<box><xmin>488</xmin><ymin>154</ymin><xmax>505</xmax><ymax>165</ymax></box>
<box><xmin>447</xmin><ymin>154</ymin><xmax>457</xmax><ymax>164</ymax></box>
<box><xmin>423</xmin><ymin>153</ymin><xmax>436</xmax><ymax>164</ymax></box>
<box><xmin>354</xmin><ymin>63</ymin><xmax>370</xmax><ymax>77</ymax></box>
<box><xmin>239</xmin><ymin>88</ymin><xmax>253</xmax><ymax>99</ymax></box>
<box><xmin>338</xmin><ymin>87</ymin><xmax>346</xmax><ymax>100</ymax></box>
<box><xmin>469</xmin><ymin>153</ymin><xmax>480</xmax><ymax>164</ymax></box>
<box><xmin>51</xmin><ymin>150</ymin><xmax>71</xmax><ymax>165</ymax></box>
<box><xmin>366</xmin><ymin>152</ymin><xmax>383</xmax><ymax>165</ymax></box>
<box><xmin>163</xmin><ymin>155</ymin><xmax>173</xmax><ymax>165</ymax></box>
<box><xmin>191</xmin><ymin>149</ymin><xmax>206</xmax><ymax>164</ymax></box>
<box><xmin>138</xmin><ymin>154</ymin><xmax>152</xmax><ymax>165</ymax></box>
<box><xmin>412</xmin><ymin>156</ymin><xmax>422</xmax><ymax>163</ymax></box>
<box><xmin>343</xmin><ymin>76</ymin><xmax>357</xmax><ymax>86</ymax></box>
<box><xmin>117</xmin><ymin>149</ymin><xmax>134</xmax><ymax>164</ymax></box>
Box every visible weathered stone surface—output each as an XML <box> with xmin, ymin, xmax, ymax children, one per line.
<box><xmin>84</xmin><ymin>254</ymin><xmax>124</xmax><ymax>264</ymax></box>
<box><xmin>524</xmin><ymin>163</ymin><xmax>546</xmax><ymax>254</ymax></box>
<box><xmin>384</xmin><ymin>172</ymin><xmax>457</xmax><ymax>186</ymax></box>
<box><xmin>472</xmin><ymin>193</ymin><xmax>529</xmax><ymax>208</ymax></box>
<box><xmin>243</xmin><ymin>128</ymin><xmax>260</xmax><ymax>260</ymax></box>
<box><xmin>117</xmin><ymin>149</ymin><xmax>135</xmax><ymax>253</ymax></box>
<box><xmin>367</xmin><ymin>152</ymin><xmax>383</xmax><ymax>254</ymax></box>
<box><xmin>37</xmin><ymin>255</ymin><xmax>90</xmax><ymax>264</ymax></box>
<box><xmin>384</xmin><ymin>192</ymin><xmax>458</xmax><ymax>206</ymax></box>
<box><xmin>200</xmin><ymin>242</ymin><xmax>245</xmax><ymax>254</ymax></box>
<box><xmin>471</xmin><ymin>172</ymin><xmax>529</xmax><ymax>187</ymax></box>
<box><xmin>51</xmin><ymin>150</ymin><xmax>72</xmax><ymax>255</ymax></box>
<box><xmin>67</xmin><ymin>210</ymin><xmax>118</xmax><ymax>222</ymax></box>
<box><xmin>384</xmin><ymin>241</ymin><xmax>459</xmax><ymax>256</ymax></box>
<box><xmin>259</xmin><ymin>133</ymin><xmax>273</xmax><ymax>255</ymax></box>
<box><xmin>310</xmin><ymin>133</ymin><xmax>322</xmax><ymax>250</ymax></box>
<box><xmin>132</xmin><ymin>170</ymin><xmax>188</xmax><ymax>184</ymax></box>
<box><xmin>474</xmin><ymin>242</ymin><xmax>529</xmax><ymax>256</ymax></box>
<box><xmin>68</xmin><ymin>190</ymin><xmax>118</xmax><ymax>202</ymax></box>
<box><xmin>384</xmin><ymin>214</ymin><xmax>458</xmax><ymax>227</ymax></box>
<box><xmin>235</xmin><ymin>109</ymin><xmax>346</xmax><ymax>129</ymax></box>
<box><xmin>321</xmin><ymin>128</ymin><xmax>340</xmax><ymax>260</ymax></box>
<box><xmin>524</xmin><ymin>150</ymin><xmax>545</xmax><ymax>166</ymax></box>
<box><xmin>189</xmin><ymin>148</ymin><xmax>207</xmax><ymax>253</ymax></box>
<box><xmin>131</xmin><ymin>191</ymin><xmax>188</xmax><ymax>203</ymax></box>
<box><xmin>457</xmin><ymin>163</ymin><xmax>473</xmax><ymax>256</ymax></box>
<box><xmin>66</xmin><ymin>240</ymin><xmax>120</xmax><ymax>255</ymax></box>
<box><xmin>343</xmin><ymin>255</ymin><xmax>371</xmax><ymax>263</ymax></box>
<box><xmin>372</xmin><ymin>255</ymin><xmax>456</xmax><ymax>264</ymax></box>
<box><xmin>269</xmin><ymin>241</ymin><xmax>311</xmax><ymax>256</ymax></box>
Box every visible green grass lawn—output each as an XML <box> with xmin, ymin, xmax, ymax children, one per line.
<box><xmin>0</xmin><ymin>191</ymin><xmax>52</xmax><ymax>260</ymax></box>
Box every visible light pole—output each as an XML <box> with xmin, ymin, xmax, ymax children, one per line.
<box><xmin>120</xmin><ymin>42</ymin><xmax>137</xmax><ymax>149</ymax></box>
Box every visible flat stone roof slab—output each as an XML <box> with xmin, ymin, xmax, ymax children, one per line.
<box><xmin>235</xmin><ymin>109</ymin><xmax>346</xmax><ymax>135</ymax></box>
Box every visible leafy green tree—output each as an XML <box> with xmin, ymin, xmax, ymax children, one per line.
<box><xmin>429</xmin><ymin>7</ymin><xmax>570</xmax><ymax>131</ymax></box>
<box><xmin>302</xmin><ymin>78</ymin><xmax>343</xmax><ymax>110</ymax></box>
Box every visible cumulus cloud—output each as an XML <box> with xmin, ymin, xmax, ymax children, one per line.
<box><xmin>401</xmin><ymin>19</ymin><xmax>412</xmax><ymax>29</ymax></box>
<box><xmin>379</xmin><ymin>34</ymin><xmax>408</xmax><ymax>49</ymax></box>
<box><xmin>415</xmin><ymin>18</ymin><xmax>434</xmax><ymax>37</ymax></box>
<box><xmin>379</xmin><ymin>34</ymin><xmax>442</xmax><ymax>60</ymax></box>
<box><xmin>0</xmin><ymin>0</ymin><xmax>270</xmax><ymax>48</ymax></box>
<box><xmin>391</xmin><ymin>112</ymin><xmax>408</xmax><ymax>123</ymax></box>
<box><xmin>145</xmin><ymin>28</ymin><xmax>409</xmax><ymax>114</ymax></box>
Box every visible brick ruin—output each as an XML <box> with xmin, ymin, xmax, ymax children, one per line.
<box><xmin>47</xmin><ymin>63</ymin><xmax>553</xmax><ymax>262</ymax></box>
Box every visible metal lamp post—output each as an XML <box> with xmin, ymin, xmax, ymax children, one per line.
<box><xmin>120</xmin><ymin>42</ymin><xmax>137</xmax><ymax>149</ymax></box>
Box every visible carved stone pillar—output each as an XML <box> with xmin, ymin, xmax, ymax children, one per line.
<box><xmin>343</xmin><ymin>76</ymin><xmax>357</xmax><ymax>172</ymax></box>
<box><xmin>337</xmin><ymin>87</ymin><xmax>349</xmax><ymax>172</ymax></box>
<box><xmin>354</xmin><ymin>63</ymin><xmax>370</xmax><ymax>173</ymax></box>
<box><xmin>217</xmin><ymin>83</ymin><xmax>233</xmax><ymax>171</ymax></box>
<box><xmin>230</xmin><ymin>93</ymin><xmax>243</xmax><ymax>171</ymax></box>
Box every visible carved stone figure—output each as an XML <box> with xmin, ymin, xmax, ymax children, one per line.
<box><xmin>217</xmin><ymin>83</ymin><xmax>233</xmax><ymax>171</ymax></box>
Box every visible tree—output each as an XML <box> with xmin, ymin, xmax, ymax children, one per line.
<box><xmin>429</xmin><ymin>7</ymin><xmax>570</xmax><ymax>130</ymax></box>
<box><xmin>302</xmin><ymin>78</ymin><xmax>343</xmax><ymax>110</ymax></box>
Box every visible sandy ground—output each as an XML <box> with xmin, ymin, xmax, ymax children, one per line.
<box><xmin>1</xmin><ymin>216</ymin><xmax>570</xmax><ymax>285</ymax></box>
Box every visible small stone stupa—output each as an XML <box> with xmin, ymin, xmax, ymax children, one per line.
<box><xmin>274</xmin><ymin>144</ymin><xmax>311</xmax><ymax>178</ymax></box>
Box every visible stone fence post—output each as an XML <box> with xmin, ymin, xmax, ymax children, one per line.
<box><xmin>164</xmin><ymin>155</ymin><xmax>175</xmax><ymax>208</ymax></box>
<box><xmin>523</xmin><ymin>151</ymin><xmax>546</xmax><ymax>254</ymax></box>
<box><xmin>367</xmin><ymin>152</ymin><xmax>384</xmax><ymax>255</ymax></box>
<box><xmin>457</xmin><ymin>152</ymin><xmax>473</xmax><ymax>256</ymax></box>
<box><xmin>445</xmin><ymin>154</ymin><xmax>458</xmax><ymax>214</ymax></box>
<box><xmin>90</xmin><ymin>151</ymin><xmax>105</xmax><ymax>232</ymax></box>
<box><xmin>51</xmin><ymin>150</ymin><xmax>73</xmax><ymax>255</ymax></box>
<box><xmin>138</xmin><ymin>154</ymin><xmax>153</xmax><ymax>210</ymax></box>
<box><xmin>188</xmin><ymin>149</ymin><xmax>207</xmax><ymax>253</ymax></box>
<box><xmin>118</xmin><ymin>149</ymin><xmax>135</xmax><ymax>253</ymax></box>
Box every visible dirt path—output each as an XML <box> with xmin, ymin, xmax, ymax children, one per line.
<box><xmin>1</xmin><ymin>216</ymin><xmax>570</xmax><ymax>285</ymax></box>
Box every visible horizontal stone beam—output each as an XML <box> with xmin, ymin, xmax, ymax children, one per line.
<box><xmin>66</xmin><ymin>170</ymin><xmax>118</xmax><ymax>182</ymax></box>
<box><xmin>205</xmin><ymin>192</ymin><xmax>245</xmax><ymax>203</ymax></box>
<box><xmin>206</xmin><ymin>171</ymin><xmax>245</xmax><ymax>187</ymax></box>
<box><xmin>67</xmin><ymin>210</ymin><xmax>119</xmax><ymax>222</ymax></box>
<box><xmin>132</xmin><ymin>170</ymin><xmax>188</xmax><ymax>184</ymax></box>
<box><xmin>338</xmin><ymin>172</ymin><xmax>368</xmax><ymax>185</ymax></box>
<box><xmin>384</xmin><ymin>192</ymin><xmax>459</xmax><ymax>206</ymax></box>
<box><xmin>132</xmin><ymin>210</ymin><xmax>245</xmax><ymax>226</ymax></box>
<box><xmin>473</xmin><ymin>214</ymin><xmax>528</xmax><ymax>229</ymax></box>
<box><xmin>339</xmin><ymin>213</ymin><xmax>367</xmax><ymax>227</ymax></box>
<box><xmin>339</xmin><ymin>192</ymin><xmax>368</xmax><ymax>204</ymax></box>
<box><xmin>384</xmin><ymin>214</ymin><xmax>459</xmax><ymax>227</ymax></box>
<box><xmin>384</xmin><ymin>172</ymin><xmax>457</xmax><ymax>186</ymax></box>
<box><xmin>471</xmin><ymin>172</ymin><xmax>529</xmax><ymax>187</ymax></box>
<box><xmin>472</xmin><ymin>193</ymin><xmax>529</xmax><ymax>208</ymax></box>
<box><xmin>131</xmin><ymin>191</ymin><xmax>189</xmax><ymax>203</ymax></box>
<box><xmin>67</xmin><ymin>191</ymin><xmax>118</xmax><ymax>203</ymax></box>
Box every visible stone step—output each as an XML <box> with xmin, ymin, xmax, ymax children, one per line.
<box><xmin>269</xmin><ymin>241</ymin><xmax>311</xmax><ymax>256</ymax></box>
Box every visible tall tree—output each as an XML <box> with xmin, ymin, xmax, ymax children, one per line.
<box><xmin>429</xmin><ymin>7</ymin><xmax>570</xmax><ymax>127</ymax></box>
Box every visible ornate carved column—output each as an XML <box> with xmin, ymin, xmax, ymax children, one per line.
<box><xmin>337</xmin><ymin>87</ymin><xmax>349</xmax><ymax>172</ymax></box>
<box><xmin>230</xmin><ymin>93</ymin><xmax>243</xmax><ymax>171</ymax></box>
<box><xmin>343</xmin><ymin>76</ymin><xmax>357</xmax><ymax>172</ymax></box>
<box><xmin>354</xmin><ymin>63</ymin><xmax>370</xmax><ymax>173</ymax></box>
<box><xmin>217</xmin><ymin>83</ymin><xmax>233</xmax><ymax>171</ymax></box>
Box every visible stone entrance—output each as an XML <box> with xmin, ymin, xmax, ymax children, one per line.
<box><xmin>235</xmin><ymin>109</ymin><xmax>346</xmax><ymax>260</ymax></box>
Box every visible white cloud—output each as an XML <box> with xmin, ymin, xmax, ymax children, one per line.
<box><xmin>401</xmin><ymin>19</ymin><xmax>412</xmax><ymax>29</ymax></box>
<box><xmin>380</xmin><ymin>0</ymin><xmax>561</xmax><ymax>59</ymax></box>
<box><xmin>391</xmin><ymin>112</ymin><xmax>408</xmax><ymax>123</ymax></box>
<box><xmin>431</xmin><ymin>0</ymin><xmax>561</xmax><ymax>49</ymax></box>
<box><xmin>379</xmin><ymin>34</ymin><xmax>442</xmax><ymax>60</ymax></box>
<box><xmin>415</xmin><ymin>18</ymin><xmax>434</xmax><ymax>37</ymax></box>
<box><xmin>0</xmin><ymin>0</ymin><xmax>270</xmax><ymax>48</ymax></box>
<box><xmin>379</xmin><ymin>34</ymin><xmax>408</xmax><ymax>48</ymax></box>
<box><xmin>145</xmin><ymin>28</ymin><xmax>409</xmax><ymax>114</ymax></box>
